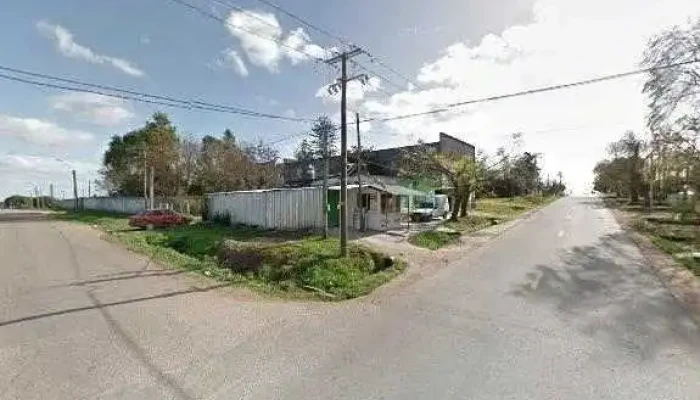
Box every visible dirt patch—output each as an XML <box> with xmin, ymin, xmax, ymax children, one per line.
<box><xmin>609</xmin><ymin>206</ymin><xmax>700</xmax><ymax>327</ymax></box>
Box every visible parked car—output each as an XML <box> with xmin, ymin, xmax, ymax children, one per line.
<box><xmin>128</xmin><ymin>209</ymin><xmax>191</xmax><ymax>229</ymax></box>
<box><xmin>410</xmin><ymin>195</ymin><xmax>451</xmax><ymax>222</ymax></box>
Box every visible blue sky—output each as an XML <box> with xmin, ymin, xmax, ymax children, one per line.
<box><xmin>1</xmin><ymin>0</ymin><xmax>699</xmax><ymax>198</ymax></box>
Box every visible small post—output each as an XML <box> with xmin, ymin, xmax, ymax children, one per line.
<box><xmin>149</xmin><ymin>166</ymin><xmax>155</xmax><ymax>210</ymax></box>
<box><xmin>72</xmin><ymin>170</ymin><xmax>79</xmax><ymax>211</ymax></box>
<box><xmin>356</xmin><ymin>112</ymin><xmax>365</xmax><ymax>232</ymax></box>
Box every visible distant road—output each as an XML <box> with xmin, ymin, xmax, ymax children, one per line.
<box><xmin>1</xmin><ymin>199</ymin><xmax>699</xmax><ymax>399</ymax></box>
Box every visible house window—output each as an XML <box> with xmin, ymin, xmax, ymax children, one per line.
<box><xmin>361</xmin><ymin>193</ymin><xmax>371</xmax><ymax>210</ymax></box>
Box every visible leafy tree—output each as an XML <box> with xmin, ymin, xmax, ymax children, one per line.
<box><xmin>401</xmin><ymin>145</ymin><xmax>482</xmax><ymax>220</ymax></box>
<box><xmin>102</xmin><ymin>112</ymin><xmax>180</xmax><ymax>196</ymax></box>
<box><xmin>3</xmin><ymin>195</ymin><xmax>33</xmax><ymax>208</ymax></box>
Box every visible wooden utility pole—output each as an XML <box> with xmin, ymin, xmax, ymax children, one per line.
<box><xmin>143</xmin><ymin>148</ymin><xmax>148</xmax><ymax>209</ymax></box>
<box><xmin>356</xmin><ymin>112</ymin><xmax>365</xmax><ymax>232</ymax></box>
<box><xmin>72</xmin><ymin>170</ymin><xmax>79</xmax><ymax>211</ymax></box>
<box><xmin>149</xmin><ymin>166</ymin><xmax>155</xmax><ymax>210</ymax></box>
<box><xmin>322</xmin><ymin>128</ymin><xmax>329</xmax><ymax>239</ymax></box>
<box><xmin>88</xmin><ymin>180</ymin><xmax>91</xmax><ymax>198</ymax></box>
<box><xmin>326</xmin><ymin>47</ymin><xmax>365</xmax><ymax>256</ymax></box>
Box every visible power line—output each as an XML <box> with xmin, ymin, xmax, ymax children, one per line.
<box><xmin>167</xmin><ymin>0</ymin><xmax>328</xmax><ymax>63</ymax></box>
<box><xmin>184</xmin><ymin>0</ymin><xmax>409</xmax><ymax>102</ymax></box>
<box><xmin>248</xmin><ymin>0</ymin><xmax>422</xmax><ymax>89</ymax></box>
<box><xmin>364</xmin><ymin>50</ymin><xmax>423</xmax><ymax>90</ymax></box>
<box><xmin>249</xmin><ymin>0</ymin><xmax>347</xmax><ymax>45</ymax></box>
<box><xmin>348</xmin><ymin>59</ymin><xmax>405</xmax><ymax>93</ymax></box>
<box><xmin>362</xmin><ymin>59</ymin><xmax>700</xmax><ymax>124</ymax></box>
<box><xmin>0</xmin><ymin>65</ymin><xmax>314</xmax><ymax>122</ymax></box>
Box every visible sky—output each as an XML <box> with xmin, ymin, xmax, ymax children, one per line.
<box><xmin>1</xmin><ymin>0</ymin><xmax>699</xmax><ymax>199</ymax></box>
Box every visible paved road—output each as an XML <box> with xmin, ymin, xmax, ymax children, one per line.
<box><xmin>1</xmin><ymin>198</ymin><xmax>699</xmax><ymax>399</ymax></box>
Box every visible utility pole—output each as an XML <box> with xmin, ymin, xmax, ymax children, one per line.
<box><xmin>149</xmin><ymin>166</ymin><xmax>155</xmax><ymax>210</ymax></box>
<box><xmin>322</xmin><ymin>127</ymin><xmax>329</xmax><ymax>239</ymax></box>
<box><xmin>143</xmin><ymin>148</ymin><xmax>148</xmax><ymax>209</ymax></box>
<box><xmin>50</xmin><ymin>183</ymin><xmax>55</xmax><ymax>200</ymax></box>
<box><xmin>88</xmin><ymin>180</ymin><xmax>91</xmax><ymax>198</ymax></box>
<box><xmin>356</xmin><ymin>112</ymin><xmax>365</xmax><ymax>232</ymax></box>
<box><xmin>326</xmin><ymin>47</ymin><xmax>366</xmax><ymax>256</ymax></box>
<box><xmin>72</xmin><ymin>170</ymin><xmax>79</xmax><ymax>211</ymax></box>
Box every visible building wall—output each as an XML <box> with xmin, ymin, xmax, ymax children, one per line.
<box><xmin>283</xmin><ymin>133</ymin><xmax>475</xmax><ymax>186</ymax></box>
<box><xmin>439</xmin><ymin>132</ymin><xmax>476</xmax><ymax>159</ymax></box>
<box><xmin>208</xmin><ymin>187</ymin><xmax>324</xmax><ymax>230</ymax></box>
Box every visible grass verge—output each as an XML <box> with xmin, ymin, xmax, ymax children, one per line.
<box><xmin>409</xmin><ymin>196</ymin><xmax>558</xmax><ymax>250</ymax></box>
<box><xmin>408</xmin><ymin>230</ymin><xmax>461</xmax><ymax>250</ymax></box>
<box><xmin>55</xmin><ymin>210</ymin><xmax>404</xmax><ymax>300</ymax></box>
<box><xmin>606</xmin><ymin>199</ymin><xmax>700</xmax><ymax>277</ymax></box>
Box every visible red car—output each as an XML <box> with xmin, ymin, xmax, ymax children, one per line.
<box><xmin>128</xmin><ymin>209</ymin><xmax>191</xmax><ymax>229</ymax></box>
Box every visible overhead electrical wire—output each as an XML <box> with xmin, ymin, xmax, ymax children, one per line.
<box><xmin>166</xmin><ymin>0</ymin><xmax>329</xmax><ymax>63</ymax></box>
<box><xmin>194</xmin><ymin>0</ymin><xmax>417</xmax><ymax>96</ymax></box>
<box><xmin>361</xmin><ymin>59</ymin><xmax>700</xmax><ymax>124</ymax></box>
<box><xmin>0</xmin><ymin>65</ymin><xmax>315</xmax><ymax>122</ymax></box>
<box><xmin>248</xmin><ymin>0</ymin><xmax>423</xmax><ymax>90</ymax></box>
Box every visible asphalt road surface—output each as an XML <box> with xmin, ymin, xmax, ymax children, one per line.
<box><xmin>1</xmin><ymin>198</ymin><xmax>699</xmax><ymax>399</ymax></box>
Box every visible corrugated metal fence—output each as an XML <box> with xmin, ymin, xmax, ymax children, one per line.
<box><xmin>56</xmin><ymin>197</ymin><xmax>146</xmax><ymax>214</ymax></box>
<box><xmin>56</xmin><ymin>196</ymin><xmax>203</xmax><ymax>215</ymax></box>
<box><xmin>208</xmin><ymin>187</ymin><xmax>324</xmax><ymax>230</ymax></box>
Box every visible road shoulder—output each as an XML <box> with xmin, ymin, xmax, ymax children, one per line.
<box><xmin>608</xmin><ymin>205</ymin><xmax>700</xmax><ymax>326</ymax></box>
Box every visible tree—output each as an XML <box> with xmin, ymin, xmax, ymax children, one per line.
<box><xmin>642</xmin><ymin>18</ymin><xmax>700</xmax><ymax>130</ymax></box>
<box><xmin>309</xmin><ymin>116</ymin><xmax>338</xmax><ymax>157</ymax></box>
<box><xmin>101</xmin><ymin>112</ymin><xmax>180</xmax><ymax>197</ymax></box>
<box><xmin>610</xmin><ymin>131</ymin><xmax>645</xmax><ymax>203</ymax></box>
<box><xmin>3</xmin><ymin>195</ymin><xmax>33</xmax><ymax>209</ymax></box>
<box><xmin>293</xmin><ymin>139</ymin><xmax>316</xmax><ymax>182</ymax></box>
<box><xmin>401</xmin><ymin>145</ymin><xmax>481</xmax><ymax>221</ymax></box>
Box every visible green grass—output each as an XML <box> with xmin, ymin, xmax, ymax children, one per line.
<box><xmin>54</xmin><ymin>210</ymin><xmax>404</xmax><ymax>300</ymax></box>
<box><xmin>650</xmin><ymin>236</ymin><xmax>700</xmax><ymax>276</ymax></box>
<box><xmin>607</xmin><ymin>197</ymin><xmax>700</xmax><ymax>277</ymax></box>
<box><xmin>408</xmin><ymin>230</ymin><xmax>461</xmax><ymax>250</ymax></box>
<box><xmin>409</xmin><ymin>196</ymin><xmax>557</xmax><ymax>250</ymax></box>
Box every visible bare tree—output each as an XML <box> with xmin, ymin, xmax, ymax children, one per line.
<box><xmin>642</xmin><ymin>18</ymin><xmax>700</xmax><ymax>129</ymax></box>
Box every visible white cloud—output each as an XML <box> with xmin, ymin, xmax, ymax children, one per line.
<box><xmin>0</xmin><ymin>115</ymin><xmax>93</xmax><ymax>146</ymax></box>
<box><xmin>358</xmin><ymin>0</ymin><xmax>700</xmax><ymax>194</ymax></box>
<box><xmin>36</xmin><ymin>20</ymin><xmax>145</xmax><ymax>77</ymax></box>
<box><xmin>0</xmin><ymin>154</ymin><xmax>100</xmax><ymax>199</ymax></box>
<box><xmin>220</xmin><ymin>49</ymin><xmax>249</xmax><ymax>77</ymax></box>
<box><xmin>50</xmin><ymin>93</ymin><xmax>134</xmax><ymax>126</ymax></box>
<box><xmin>224</xmin><ymin>11</ymin><xmax>330</xmax><ymax>72</ymax></box>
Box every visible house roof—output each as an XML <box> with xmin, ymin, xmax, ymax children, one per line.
<box><xmin>328</xmin><ymin>184</ymin><xmax>427</xmax><ymax>197</ymax></box>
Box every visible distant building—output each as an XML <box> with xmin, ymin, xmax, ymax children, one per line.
<box><xmin>282</xmin><ymin>132</ymin><xmax>475</xmax><ymax>188</ymax></box>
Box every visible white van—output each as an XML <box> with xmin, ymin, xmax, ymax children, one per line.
<box><xmin>410</xmin><ymin>194</ymin><xmax>451</xmax><ymax>221</ymax></box>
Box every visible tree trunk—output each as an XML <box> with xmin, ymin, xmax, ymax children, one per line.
<box><xmin>459</xmin><ymin>193</ymin><xmax>468</xmax><ymax>217</ymax></box>
<box><xmin>451</xmin><ymin>195</ymin><xmax>462</xmax><ymax>221</ymax></box>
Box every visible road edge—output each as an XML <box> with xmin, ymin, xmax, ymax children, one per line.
<box><xmin>607</xmin><ymin>205</ymin><xmax>700</xmax><ymax>327</ymax></box>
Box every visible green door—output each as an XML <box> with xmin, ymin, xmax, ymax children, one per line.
<box><xmin>328</xmin><ymin>190</ymin><xmax>340</xmax><ymax>227</ymax></box>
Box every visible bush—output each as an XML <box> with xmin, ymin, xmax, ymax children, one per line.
<box><xmin>218</xmin><ymin>240</ymin><xmax>272</xmax><ymax>272</ymax></box>
<box><xmin>211</xmin><ymin>212</ymin><xmax>231</xmax><ymax>226</ymax></box>
<box><xmin>409</xmin><ymin>230</ymin><xmax>461</xmax><ymax>250</ymax></box>
<box><xmin>216</xmin><ymin>238</ymin><xmax>403</xmax><ymax>299</ymax></box>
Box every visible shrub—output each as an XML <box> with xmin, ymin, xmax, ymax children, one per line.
<box><xmin>211</xmin><ymin>212</ymin><xmax>231</xmax><ymax>226</ymax></box>
<box><xmin>218</xmin><ymin>240</ymin><xmax>271</xmax><ymax>272</ymax></box>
